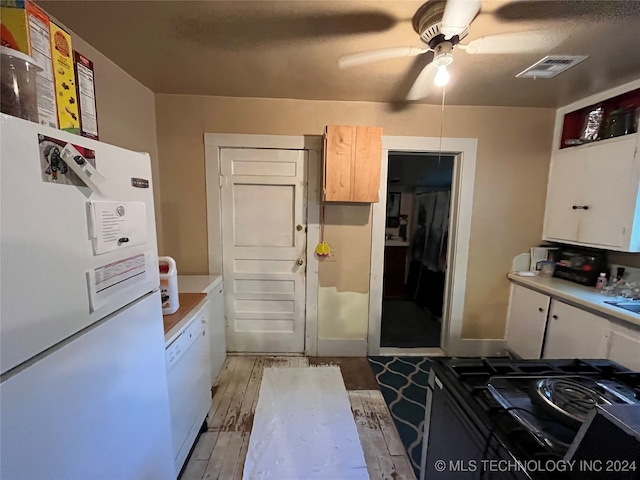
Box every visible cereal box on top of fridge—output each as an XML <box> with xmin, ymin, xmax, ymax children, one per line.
<box><xmin>1</xmin><ymin>0</ymin><xmax>30</xmax><ymax>53</ymax></box>
<box><xmin>26</xmin><ymin>1</ymin><xmax>57</xmax><ymax>127</ymax></box>
<box><xmin>74</xmin><ymin>51</ymin><xmax>98</xmax><ymax>140</ymax></box>
<box><xmin>50</xmin><ymin>21</ymin><xmax>79</xmax><ymax>132</ymax></box>
<box><xmin>0</xmin><ymin>0</ymin><xmax>58</xmax><ymax>127</ymax></box>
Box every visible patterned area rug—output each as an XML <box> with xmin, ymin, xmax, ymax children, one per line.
<box><xmin>368</xmin><ymin>356</ymin><xmax>431</xmax><ymax>479</ymax></box>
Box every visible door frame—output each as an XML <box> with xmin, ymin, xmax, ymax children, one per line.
<box><xmin>368</xmin><ymin>135</ymin><xmax>480</xmax><ymax>357</ymax></box>
<box><xmin>204</xmin><ymin>134</ymin><xmax>321</xmax><ymax>356</ymax></box>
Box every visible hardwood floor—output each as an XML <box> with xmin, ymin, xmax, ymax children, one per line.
<box><xmin>180</xmin><ymin>355</ymin><xmax>416</xmax><ymax>480</ymax></box>
<box><xmin>307</xmin><ymin>357</ymin><xmax>379</xmax><ymax>390</ymax></box>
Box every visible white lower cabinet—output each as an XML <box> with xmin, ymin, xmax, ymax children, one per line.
<box><xmin>506</xmin><ymin>282</ymin><xmax>640</xmax><ymax>370</ymax></box>
<box><xmin>542</xmin><ymin>300</ymin><xmax>610</xmax><ymax>359</ymax></box>
<box><xmin>608</xmin><ymin>321</ymin><xmax>640</xmax><ymax>371</ymax></box>
<box><xmin>506</xmin><ymin>284</ymin><xmax>550</xmax><ymax>359</ymax></box>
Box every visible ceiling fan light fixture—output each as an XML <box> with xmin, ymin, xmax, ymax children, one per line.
<box><xmin>432</xmin><ymin>41</ymin><xmax>453</xmax><ymax>87</ymax></box>
<box><xmin>433</xmin><ymin>51</ymin><xmax>454</xmax><ymax>67</ymax></box>
<box><xmin>434</xmin><ymin>65</ymin><xmax>450</xmax><ymax>86</ymax></box>
<box><xmin>432</xmin><ymin>41</ymin><xmax>454</xmax><ymax>66</ymax></box>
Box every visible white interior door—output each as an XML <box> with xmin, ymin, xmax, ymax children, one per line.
<box><xmin>221</xmin><ymin>148</ymin><xmax>307</xmax><ymax>352</ymax></box>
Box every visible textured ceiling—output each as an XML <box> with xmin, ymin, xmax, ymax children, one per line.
<box><xmin>38</xmin><ymin>0</ymin><xmax>640</xmax><ymax>108</ymax></box>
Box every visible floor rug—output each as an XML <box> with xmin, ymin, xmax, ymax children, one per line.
<box><xmin>368</xmin><ymin>356</ymin><xmax>431</xmax><ymax>479</ymax></box>
<box><xmin>243</xmin><ymin>366</ymin><xmax>369</xmax><ymax>480</ymax></box>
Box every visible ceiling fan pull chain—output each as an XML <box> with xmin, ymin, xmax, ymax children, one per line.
<box><xmin>438</xmin><ymin>85</ymin><xmax>446</xmax><ymax>165</ymax></box>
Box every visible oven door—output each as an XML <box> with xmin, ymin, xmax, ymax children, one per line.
<box><xmin>421</xmin><ymin>371</ymin><xmax>529</xmax><ymax>480</ymax></box>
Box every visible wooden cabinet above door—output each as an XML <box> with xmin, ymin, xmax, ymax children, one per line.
<box><xmin>323</xmin><ymin>125</ymin><xmax>382</xmax><ymax>202</ymax></box>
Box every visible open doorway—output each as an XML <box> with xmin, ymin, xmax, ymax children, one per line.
<box><xmin>369</xmin><ymin>135</ymin><xmax>479</xmax><ymax>357</ymax></box>
<box><xmin>380</xmin><ymin>153</ymin><xmax>454</xmax><ymax>348</ymax></box>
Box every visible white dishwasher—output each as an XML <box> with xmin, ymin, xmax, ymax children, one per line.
<box><xmin>165</xmin><ymin>301</ymin><xmax>211</xmax><ymax>477</ymax></box>
<box><xmin>177</xmin><ymin>275</ymin><xmax>226</xmax><ymax>387</ymax></box>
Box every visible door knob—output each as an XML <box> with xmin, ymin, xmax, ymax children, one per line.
<box><xmin>296</xmin><ymin>258</ymin><xmax>304</xmax><ymax>266</ymax></box>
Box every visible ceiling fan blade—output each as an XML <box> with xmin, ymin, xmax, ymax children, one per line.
<box><xmin>441</xmin><ymin>0</ymin><xmax>481</xmax><ymax>39</ymax></box>
<box><xmin>338</xmin><ymin>46</ymin><xmax>428</xmax><ymax>69</ymax></box>
<box><xmin>462</xmin><ymin>30</ymin><xmax>570</xmax><ymax>54</ymax></box>
<box><xmin>406</xmin><ymin>62</ymin><xmax>438</xmax><ymax>101</ymax></box>
<box><xmin>172</xmin><ymin>11</ymin><xmax>400</xmax><ymax>49</ymax></box>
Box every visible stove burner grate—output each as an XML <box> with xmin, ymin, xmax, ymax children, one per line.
<box><xmin>529</xmin><ymin>378</ymin><xmax>610</xmax><ymax>430</ymax></box>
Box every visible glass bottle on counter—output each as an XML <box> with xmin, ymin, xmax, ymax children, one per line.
<box><xmin>595</xmin><ymin>273</ymin><xmax>607</xmax><ymax>290</ymax></box>
<box><xmin>602</xmin><ymin>273</ymin><xmax>618</xmax><ymax>296</ymax></box>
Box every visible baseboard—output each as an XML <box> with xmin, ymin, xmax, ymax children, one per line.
<box><xmin>317</xmin><ymin>339</ymin><xmax>368</xmax><ymax>357</ymax></box>
<box><xmin>378</xmin><ymin>347</ymin><xmax>445</xmax><ymax>357</ymax></box>
<box><xmin>444</xmin><ymin>339</ymin><xmax>507</xmax><ymax>357</ymax></box>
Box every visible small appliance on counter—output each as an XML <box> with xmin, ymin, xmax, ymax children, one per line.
<box><xmin>159</xmin><ymin>256</ymin><xmax>179</xmax><ymax>315</ymax></box>
<box><xmin>552</xmin><ymin>246</ymin><xmax>608</xmax><ymax>286</ymax></box>
<box><xmin>530</xmin><ymin>245</ymin><xmax>559</xmax><ymax>271</ymax></box>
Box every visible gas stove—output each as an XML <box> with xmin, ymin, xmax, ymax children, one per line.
<box><xmin>422</xmin><ymin>358</ymin><xmax>640</xmax><ymax>480</ymax></box>
<box><xmin>488</xmin><ymin>375</ymin><xmax>639</xmax><ymax>453</ymax></box>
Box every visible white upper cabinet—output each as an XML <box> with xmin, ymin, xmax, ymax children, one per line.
<box><xmin>542</xmin><ymin>80</ymin><xmax>640</xmax><ymax>252</ymax></box>
<box><xmin>544</xmin><ymin>136</ymin><xmax>638</xmax><ymax>248</ymax></box>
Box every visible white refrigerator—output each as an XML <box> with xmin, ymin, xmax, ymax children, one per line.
<box><xmin>0</xmin><ymin>114</ymin><xmax>175</xmax><ymax>479</ymax></box>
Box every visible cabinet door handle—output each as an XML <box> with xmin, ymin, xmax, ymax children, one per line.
<box><xmin>572</xmin><ymin>205</ymin><xmax>589</xmax><ymax>210</ymax></box>
<box><xmin>552</xmin><ymin>314</ymin><xmax>558</xmax><ymax>319</ymax></box>
<box><xmin>538</xmin><ymin>307</ymin><xmax>544</xmax><ymax>312</ymax></box>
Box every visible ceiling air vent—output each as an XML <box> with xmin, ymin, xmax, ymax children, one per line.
<box><xmin>516</xmin><ymin>55</ymin><xmax>588</xmax><ymax>79</ymax></box>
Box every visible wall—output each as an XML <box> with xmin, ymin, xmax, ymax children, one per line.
<box><xmin>318</xmin><ymin>205</ymin><xmax>372</xmax><ymax>340</ymax></box>
<box><xmin>156</xmin><ymin>94</ymin><xmax>554</xmax><ymax>341</ymax></box>
<box><xmin>47</xmin><ymin>18</ymin><xmax>163</xmax><ymax>252</ymax></box>
<box><xmin>609</xmin><ymin>252</ymin><xmax>640</xmax><ymax>269</ymax></box>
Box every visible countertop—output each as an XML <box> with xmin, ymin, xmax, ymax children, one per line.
<box><xmin>385</xmin><ymin>240</ymin><xmax>410</xmax><ymax>247</ymax></box>
<box><xmin>163</xmin><ymin>292</ymin><xmax>207</xmax><ymax>336</ymax></box>
<box><xmin>177</xmin><ymin>275</ymin><xmax>222</xmax><ymax>294</ymax></box>
<box><xmin>507</xmin><ymin>273</ymin><xmax>640</xmax><ymax>329</ymax></box>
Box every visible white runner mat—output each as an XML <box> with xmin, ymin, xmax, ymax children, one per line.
<box><xmin>243</xmin><ymin>366</ymin><xmax>369</xmax><ymax>480</ymax></box>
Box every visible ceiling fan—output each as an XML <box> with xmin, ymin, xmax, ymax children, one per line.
<box><xmin>338</xmin><ymin>0</ymin><xmax>569</xmax><ymax>101</ymax></box>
